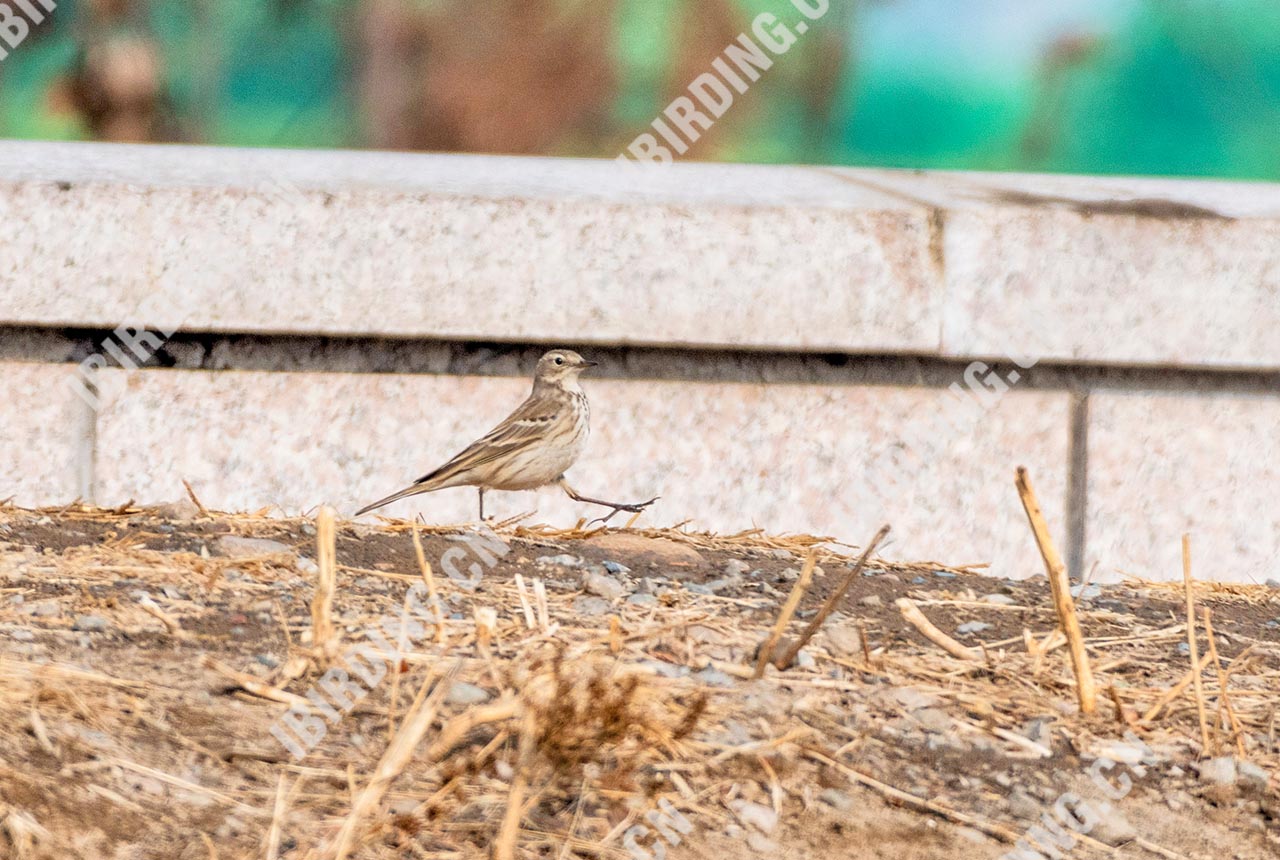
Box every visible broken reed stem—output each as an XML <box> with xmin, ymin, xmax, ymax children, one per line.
<box><xmin>411</xmin><ymin>525</ymin><xmax>445</xmax><ymax>644</ymax></box>
<box><xmin>895</xmin><ymin>598</ymin><xmax>979</xmax><ymax>661</ymax></box>
<box><xmin>1183</xmin><ymin>534</ymin><xmax>1211</xmax><ymax>754</ymax></box>
<box><xmin>265</xmin><ymin>773</ymin><xmax>288</xmax><ymax>860</ymax></box>
<box><xmin>804</xmin><ymin>750</ymin><xmax>1020</xmax><ymax>844</ymax></box>
<box><xmin>754</xmin><ymin>550</ymin><xmax>817</xmax><ymax>678</ymax></box>
<box><xmin>1015</xmin><ymin>467</ymin><xmax>1096</xmax><ymax>714</ymax></box>
<box><xmin>1140</xmin><ymin>651</ymin><xmax>1214</xmax><ymax>724</ymax></box>
<box><xmin>514</xmin><ymin>573</ymin><xmax>536</xmax><ymax>630</ymax></box>
<box><xmin>425</xmin><ymin>698</ymin><xmax>520</xmax><ymax>761</ymax></box>
<box><xmin>200</xmin><ymin>655</ymin><xmax>312</xmax><ymax>709</ymax></box>
<box><xmin>181</xmin><ymin>478</ymin><xmax>209</xmax><ymax>517</ymax></box>
<box><xmin>1203</xmin><ymin>608</ymin><xmax>1247</xmax><ymax>758</ymax></box>
<box><xmin>311</xmin><ymin>506</ymin><xmax>338</xmax><ymax>661</ymax></box>
<box><xmin>493</xmin><ymin>708</ymin><xmax>538</xmax><ymax>860</ymax></box>
<box><xmin>328</xmin><ymin>668</ymin><xmax>455</xmax><ymax>860</ymax></box>
<box><xmin>773</xmin><ymin>524</ymin><xmax>891</xmax><ymax>670</ymax></box>
<box><xmin>387</xmin><ymin>589</ymin><xmax>415</xmax><ymax>740</ymax></box>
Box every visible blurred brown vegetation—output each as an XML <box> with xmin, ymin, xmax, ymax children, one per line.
<box><xmin>356</xmin><ymin>0</ymin><xmax>620</xmax><ymax>154</ymax></box>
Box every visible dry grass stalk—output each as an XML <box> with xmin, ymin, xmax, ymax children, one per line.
<box><xmin>896</xmin><ymin>598</ymin><xmax>979</xmax><ymax>661</ymax></box>
<box><xmin>411</xmin><ymin>525</ymin><xmax>445</xmax><ymax>644</ymax></box>
<box><xmin>181</xmin><ymin>478</ymin><xmax>209</xmax><ymax>517</ymax></box>
<box><xmin>311</xmin><ymin>506</ymin><xmax>339</xmax><ymax>662</ymax></box>
<box><xmin>493</xmin><ymin>708</ymin><xmax>538</xmax><ymax>860</ymax></box>
<box><xmin>1015</xmin><ymin>467</ymin><xmax>1096</xmax><ymax>713</ymax></box>
<box><xmin>1203</xmin><ymin>608</ymin><xmax>1246</xmax><ymax>757</ymax></box>
<box><xmin>327</xmin><ymin>668</ymin><xmax>455</xmax><ymax>860</ymax></box>
<box><xmin>264</xmin><ymin>773</ymin><xmax>289</xmax><ymax>860</ymax></box>
<box><xmin>754</xmin><ymin>550</ymin><xmax>817</xmax><ymax>678</ymax></box>
<box><xmin>1140</xmin><ymin>651</ymin><xmax>1215</xmax><ymax>724</ymax></box>
<box><xmin>515</xmin><ymin>573</ymin><xmax>536</xmax><ymax>629</ymax></box>
<box><xmin>533</xmin><ymin>578</ymin><xmax>551</xmax><ymax>632</ymax></box>
<box><xmin>137</xmin><ymin>596</ymin><xmax>185</xmax><ymax>637</ymax></box>
<box><xmin>1182</xmin><ymin>534</ymin><xmax>1211</xmax><ymax>754</ymax></box>
<box><xmin>425</xmin><ymin>698</ymin><xmax>521</xmax><ymax>761</ymax></box>
<box><xmin>199</xmin><ymin>655</ymin><xmax>312</xmax><ymax>709</ymax></box>
<box><xmin>475</xmin><ymin>607</ymin><xmax>498</xmax><ymax>659</ymax></box>
<box><xmin>773</xmin><ymin>524</ymin><xmax>890</xmax><ymax>670</ymax></box>
<box><xmin>805</xmin><ymin>750</ymin><xmax>1021</xmax><ymax>843</ymax></box>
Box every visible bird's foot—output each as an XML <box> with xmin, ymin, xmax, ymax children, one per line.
<box><xmin>586</xmin><ymin>496</ymin><xmax>659</xmax><ymax>527</ymax></box>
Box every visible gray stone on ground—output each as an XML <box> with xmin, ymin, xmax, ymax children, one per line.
<box><xmin>446</xmin><ymin>682</ymin><xmax>492</xmax><ymax>706</ymax></box>
<box><xmin>818</xmin><ymin>789</ymin><xmax>853</xmax><ymax>812</ymax></box>
<box><xmin>911</xmin><ymin>707</ymin><xmax>954</xmax><ymax>734</ymax></box>
<box><xmin>536</xmin><ymin>553</ymin><xmax>584</xmax><ymax>568</ymax></box>
<box><xmin>730</xmin><ymin>800</ymin><xmax>778</xmax><ymax>834</ymax></box>
<box><xmin>582</xmin><ymin>571</ymin><xmax>628</xmax><ymax>600</ymax></box>
<box><xmin>571</xmin><ymin>596</ymin><xmax>612</xmax><ymax>616</ymax></box>
<box><xmin>72</xmin><ymin>614</ymin><xmax>110</xmax><ymax>632</ymax></box>
<box><xmin>822</xmin><ymin>623</ymin><xmax>863</xmax><ymax>658</ymax></box>
<box><xmin>1088</xmin><ymin>805</ymin><xmax>1137</xmax><ymax>846</ymax></box>
<box><xmin>956</xmin><ymin>621</ymin><xmax>992</xmax><ymax>635</ymax></box>
<box><xmin>1198</xmin><ymin>756</ymin><xmax>1237</xmax><ymax>785</ymax></box>
<box><xmin>217</xmin><ymin>535</ymin><xmax>292</xmax><ymax>558</ymax></box>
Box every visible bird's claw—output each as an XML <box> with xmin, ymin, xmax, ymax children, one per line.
<box><xmin>586</xmin><ymin>496</ymin><xmax>659</xmax><ymax>527</ymax></box>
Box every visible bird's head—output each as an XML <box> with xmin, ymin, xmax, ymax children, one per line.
<box><xmin>534</xmin><ymin>349</ymin><xmax>596</xmax><ymax>387</ymax></box>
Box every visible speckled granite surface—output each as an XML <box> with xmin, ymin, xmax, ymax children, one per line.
<box><xmin>1087</xmin><ymin>390</ymin><xmax>1280</xmax><ymax>584</ymax></box>
<box><xmin>0</xmin><ymin>362</ymin><xmax>88</xmax><ymax>506</ymax></box>
<box><xmin>91</xmin><ymin>367</ymin><xmax>1072</xmax><ymax>579</ymax></box>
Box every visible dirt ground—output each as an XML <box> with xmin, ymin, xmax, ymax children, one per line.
<box><xmin>0</xmin><ymin>502</ymin><xmax>1276</xmax><ymax>860</ymax></box>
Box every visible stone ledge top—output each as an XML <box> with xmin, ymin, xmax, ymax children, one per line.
<box><xmin>0</xmin><ymin>140</ymin><xmax>915</xmax><ymax>210</ymax></box>
<box><xmin>3</xmin><ymin>141</ymin><xmax>1279</xmax><ymax>369</ymax></box>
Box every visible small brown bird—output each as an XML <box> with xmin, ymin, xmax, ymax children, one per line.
<box><xmin>356</xmin><ymin>349</ymin><xmax>657</xmax><ymax>522</ymax></box>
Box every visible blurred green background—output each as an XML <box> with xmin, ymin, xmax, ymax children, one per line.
<box><xmin>3</xmin><ymin>0</ymin><xmax>1280</xmax><ymax>179</ymax></box>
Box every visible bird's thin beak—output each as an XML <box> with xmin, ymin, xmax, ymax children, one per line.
<box><xmin>581</xmin><ymin>360</ymin><xmax>599</xmax><ymax>368</ymax></box>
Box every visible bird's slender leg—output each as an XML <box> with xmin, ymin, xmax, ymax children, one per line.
<box><xmin>478</xmin><ymin>487</ymin><xmax>486</xmax><ymax>522</ymax></box>
<box><xmin>558</xmin><ymin>478</ymin><xmax>658</xmax><ymax>525</ymax></box>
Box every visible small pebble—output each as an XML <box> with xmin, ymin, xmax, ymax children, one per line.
<box><xmin>933</xmin><ymin>571</ymin><xmax>956</xmax><ymax>579</ymax></box>
<box><xmin>572</xmin><ymin>596</ymin><xmax>612</xmax><ymax>616</ymax></box>
<box><xmin>583</xmin><ymin>572</ymin><xmax>627</xmax><ymax>600</ymax></box>
<box><xmin>983</xmin><ymin>593</ymin><xmax>1017</xmax><ymax>605</ymax></box>
<box><xmin>217</xmin><ymin>535</ymin><xmax>292</xmax><ymax>558</ymax></box>
<box><xmin>956</xmin><ymin>621</ymin><xmax>992</xmax><ymax>635</ymax></box>
<box><xmin>537</xmin><ymin>553</ymin><xmax>584</xmax><ymax>568</ymax></box>
<box><xmin>818</xmin><ymin>789</ymin><xmax>853</xmax><ymax>812</ymax></box>
<box><xmin>1070</xmin><ymin>584</ymin><xmax>1102</xmax><ymax>601</ymax></box>
<box><xmin>602</xmin><ymin>560</ymin><xmax>630</xmax><ymax>575</ymax></box>
<box><xmin>731</xmin><ymin>800</ymin><xmax>777</xmax><ymax>834</ymax></box>
<box><xmin>1198</xmin><ymin>756</ymin><xmax>1237</xmax><ymax>785</ymax></box>
<box><xmin>627</xmin><ymin>593</ymin><xmax>658</xmax><ymax>607</ymax></box>
<box><xmin>858</xmin><ymin>594</ymin><xmax>882</xmax><ymax>607</ymax></box>
<box><xmin>72</xmin><ymin>614</ymin><xmax>110</xmax><ymax>633</ymax></box>
<box><xmin>446</xmin><ymin>682</ymin><xmax>492</xmax><ymax>706</ymax></box>
<box><xmin>694</xmin><ymin>667</ymin><xmax>735</xmax><ymax>687</ymax></box>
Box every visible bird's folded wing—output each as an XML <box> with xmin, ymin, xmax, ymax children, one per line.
<box><xmin>413</xmin><ymin>397</ymin><xmax>559</xmax><ymax>486</ymax></box>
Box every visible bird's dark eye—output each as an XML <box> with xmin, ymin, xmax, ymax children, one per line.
<box><xmin>554</xmin><ymin>357</ymin><xmax>564</xmax><ymax>365</ymax></box>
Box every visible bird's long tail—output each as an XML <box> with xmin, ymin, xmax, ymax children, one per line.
<box><xmin>354</xmin><ymin>482</ymin><xmax>432</xmax><ymax>517</ymax></box>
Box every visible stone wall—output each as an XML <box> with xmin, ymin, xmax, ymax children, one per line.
<box><xmin>2</xmin><ymin>141</ymin><xmax>1277</xmax><ymax>583</ymax></box>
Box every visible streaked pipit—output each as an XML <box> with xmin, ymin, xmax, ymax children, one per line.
<box><xmin>356</xmin><ymin>349</ymin><xmax>658</xmax><ymax>522</ymax></box>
